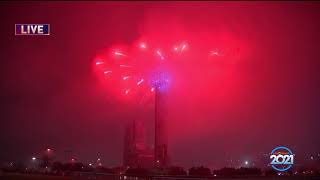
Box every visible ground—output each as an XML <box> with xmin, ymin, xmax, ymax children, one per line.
<box><xmin>1</xmin><ymin>173</ymin><xmax>320</xmax><ymax>180</ymax></box>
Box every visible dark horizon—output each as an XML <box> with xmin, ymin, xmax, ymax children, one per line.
<box><xmin>1</xmin><ymin>2</ymin><xmax>320</xmax><ymax>169</ymax></box>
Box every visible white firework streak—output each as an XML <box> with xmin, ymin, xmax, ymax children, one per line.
<box><xmin>114</xmin><ymin>51</ymin><xmax>127</xmax><ymax>57</ymax></box>
<box><xmin>137</xmin><ymin>79</ymin><xmax>144</xmax><ymax>85</ymax></box>
<box><xmin>120</xmin><ymin>65</ymin><xmax>132</xmax><ymax>68</ymax></box>
<box><xmin>104</xmin><ymin>70</ymin><xmax>112</xmax><ymax>74</ymax></box>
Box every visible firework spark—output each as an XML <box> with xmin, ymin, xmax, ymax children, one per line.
<box><xmin>94</xmin><ymin>40</ymin><xmax>235</xmax><ymax>99</ymax></box>
<box><xmin>156</xmin><ymin>50</ymin><xmax>165</xmax><ymax>60</ymax></box>
<box><xmin>123</xmin><ymin>76</ymin><xmax>130</xmax><ymax>80</ymax></box>
<box><xmin>137</xmin><ymin>79</ymin><xmax>144</xmax><ymax>86</ymax></box>
<box><xmin>104</xmin><ymin>70</ymin><xmax>112</xmax><ymax>74</ymax></box>
<box><xmin>114</xmin><ymin>51</ymin><xmax>126</xmax><ymax>57</ymax></box>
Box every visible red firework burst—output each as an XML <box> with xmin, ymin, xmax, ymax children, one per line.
<box><xmin>94</xmin><ymin>40</ymin><xmax>240</xmax><ymax>102</ymax></box>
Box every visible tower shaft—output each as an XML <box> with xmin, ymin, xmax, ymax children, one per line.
<box><xmin>154</xmin><ymin>89</ymin><xmax>169</xmax><ymax>167</ymax></box>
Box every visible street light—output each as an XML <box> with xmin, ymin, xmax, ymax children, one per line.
<box><xmin>32</xmin><ymin>157</ymin><xmax>36</xmax><ymax>161</ymax></box>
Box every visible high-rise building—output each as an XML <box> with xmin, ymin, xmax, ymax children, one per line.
<box><xmin>123</xmin><ymin>87</ymin><xmax>170</xmax><ymax>169</ymax></box>
<box><xmin>154</xmin><ymin>90</ymin><xmax>169</xmax><ymax>168</ymax></box>
<box><xmin>123</xmin><ymin>119</ymin><xmax>154</xmax><ymax>168</ymax></box>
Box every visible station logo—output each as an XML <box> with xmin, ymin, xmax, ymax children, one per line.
<box><xmin>15</xmin><ymin>24</ymin><xmax>50</xmax><ymax>35</ymax></box>
<box><xmin>270</xmin><ymin>146</ymin><xmax>294</xmax><ymax>172</ymax></box>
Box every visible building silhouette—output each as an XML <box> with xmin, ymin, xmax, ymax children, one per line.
<box><xmin>154</xmin><ymin>90</ymin><xmax>169</xmax><ymax>168</ymax></box>
<box><xmin>123</xmin><ymin>119</ymin><xmax>154</xmax><ymax>168</ymax></box>
<box><xmin>123</xmin><ymin>87</ymin><xmax>170</xmax><ymax>169</ymax></box>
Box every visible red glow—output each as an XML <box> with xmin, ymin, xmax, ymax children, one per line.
<box><xmin>93</xmin><ymin>37</ymin><xmax>244</xmax><ymax>106</ymax></box>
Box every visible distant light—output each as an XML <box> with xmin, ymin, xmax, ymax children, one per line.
<box><xmin>137</xmin><ymin>79</ymin><xmax>144</xmax><ymax>86</ymax></box>
<box><xmin>89</xmin><ymin>163</ymin><xmax>92</xmax><ymax>166</ymax></box>
<box><xmin>71</xmin><ymin>158</ymin><xmax>75</xmax><ymax>162</ymax></box>
<box><xmin>46</xmin><ymin>148</ymin><xmax>51</xmax><ymax>152</ymax></box>
<box><xmin>32</xmin><ymin>157</ymin><xmax>36</xmax><ymax>161</ymax></box>
<box><xmin>140</xmin><ymin>43</ymin><xmax>147</xmax><ymax>49</ymax></box>
<box><xmin>151</xmin><ymin>87</ymin><xmax>155</xmax><ymax>92</ymax></box>
<box><xmin>244</xmin><ymin>161</ymin><xmax>249</xmax><ymax>165</ymax></box>
<box><xmin>125</xmin><ymin>89</ymin><xmax>130</xmax><ymax>94</ymax></box>
<box><xmin>156</xmin><ymin>160</ymin><xmax>160</xmax><ymax>163</ymax></box>
<box><xmin>173</xmin><ymin>47</ymin><xmax>178</xmax><ymax>51</ymax></box>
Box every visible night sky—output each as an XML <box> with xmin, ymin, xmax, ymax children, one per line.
<box><xmin>0</xmin><ymin>2</ymin><xmax>320</xmax><ymax>168</ymax></box>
